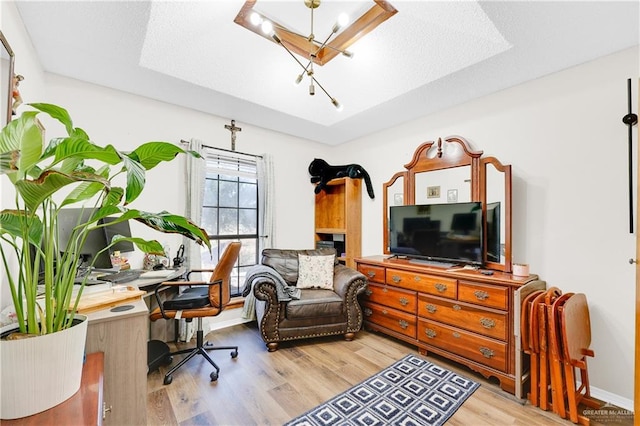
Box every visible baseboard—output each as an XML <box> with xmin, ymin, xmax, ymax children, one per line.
<box><xmin>587</xmin><ymin>384</ymin><xmax>634</xmax><ymax>412</ymax></box>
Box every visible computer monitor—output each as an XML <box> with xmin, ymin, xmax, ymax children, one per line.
<box><xmin>57</xmin><ymin>208</ymin><xmax>112</xmax><ymax>269</ymax></box>
<box><xmin>101</xmin><ymin>216</ymin><xmax>134</xmax><ymax>254</ymax></box>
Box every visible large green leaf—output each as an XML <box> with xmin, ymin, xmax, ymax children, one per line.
<box><xmin>128</xmin><ymin>142</ymin><xmax>187</xmax><ymax>170</ymax></box>
<box><xmin>0</xmin><ymin>210</ymin><xmax>43</xmax><ymax>246</ymax></box>
<box><xmin>51</xmin><ymin>137</ymin><xmax>122</xmax><ymax>166</ymax></box>
<box><xmin>120</xmin><ymin>154</ymin><xmax>146</xmax><ymax>204</ymax></box>
<box><xmin>133</xmin><ymin>210</ymin><xmax>211</xmax><ymax>249</ymax></box>
<box><xmin>28</xmin><ymin>103</ymin><xmax>74</xmax><ymax>135</ymax></box>
<box><xmin>15</xmin><ymin>170</ymin><xmax>110</xmax><ymax>212</ymax></box>
<box><xmin>0</xmin><ymin>112</ymin><xmax>43</xmax><ymax>181</ymax></box>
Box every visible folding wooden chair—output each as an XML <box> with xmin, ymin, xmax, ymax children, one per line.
<box><xmin>559</xmin><ymin>293</ymin><xmax>600</xmax><ymax>424</ymax></box>
<box><xmin>520</xmin><ymin>289</ymin><xmax>544</xmax><ymax>406</ymax></box>
<box><xmin>535</xmin><ymin>287</ymin><xmax>562</xmax><ymax>411</ymax></box>
<box><xmin>547</xmin><ymin>292</ymin><xmax>575</xmax><ymax>419</ymax></box>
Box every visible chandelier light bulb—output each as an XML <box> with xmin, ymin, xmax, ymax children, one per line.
<box><xmin>261</xmin><ymin>20</ymin><xmax>273</xmax><ymax>35</ymax></box>
<box><xmin>342</xmin><ymin>50</ymin><xmax>354</xmax><ymax>59</ymax></box>
<box><xmin>249</xmin><ymin>12</ymin><xmax>262</xmax><ymax>26</ymax></box>
<box><xmin>331</xmin><ymin>98</ymin><xmax>343</xmax><ymax>111</ymax></box>
<box><xmin>295</xmin><ymin>74</ymin><xmax>303</xmax><ymax>85</ymax></box>
<box><xmin>309</xmin><ymin>82</ymin><xmax>315</xmax><ymax>96</ymax></box>
<box><xmin>337</xmin><ymin>13</ymin><xmax>349</xmax><ymax>28</ymax></box>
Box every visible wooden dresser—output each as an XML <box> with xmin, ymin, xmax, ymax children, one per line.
<box><xmin>356</xmin><ymin>255</ymin><xmax>537</xmax><ymax>395</ymax></box>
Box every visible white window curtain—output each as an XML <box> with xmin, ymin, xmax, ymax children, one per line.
<box><xmin>178</xmin><ymin>138</ymin><xmax>205</xmax><ymax>342</ymax></box>
<box><xmin>258</xmin><ymin>152</ymin><xmax>276</xmax><ymax>250</ymax></box>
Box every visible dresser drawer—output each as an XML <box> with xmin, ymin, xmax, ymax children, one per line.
<box><xmin>418</xmin><ymin>319</ymin><xmax>507</xmax><ymax>372</ymax></box>
<box><xmin>357</xmin><ymin>264</ymin><xmax>385</xmax><ymax>284</ymax></box>
<box><xmin>363</xmin><ymin>283</ymin><xmax>417</xmax><ymax>314</ymax></box>
<box><xmin>364</xmin><ymin>302</ymin><xmax>416</xmax><ymax>338</ymax></box>
<box><xmin>458</xmin><ymin>281</ymin><xmax>509</xmax><ymax>310</ymax></box>
<box><xmin>386</xmin><ymin>269</ymin><xmax>457</xmax><ymax>299</ymax></box>
<box><xmin>417</xmin><ymin>294</ymin><xmax>507</xmax><ymax>340</ymax></box>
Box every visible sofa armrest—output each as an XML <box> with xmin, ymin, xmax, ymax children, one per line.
<box><xmin>333</xmin><ymin>264</ymin><xmax>368</xmax><ymax>331</ymax></box>
<box><xmin>333</xmin><ymin>264</ymin><xmax>367</xmax><ymax>298</ymax></box>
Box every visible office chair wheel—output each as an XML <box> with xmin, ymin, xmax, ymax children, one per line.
<box><xmin>230</xmin><ymin>350</ymin><xmax>238</xmax><ymax>359</ymax></box>
<box><xmin>164</xmin><ymin>355</ymin><xmax>173</xmax><ymax>365</ymax></box>
<box><xmin>164</xmin><ymin>375</ymin><xmax>173</xmax><ymax>385</ymax></box>
<box><xmin>210</xmin><ymin>371</ymin><xmax>218</xmax><ymax>382</ymax></box>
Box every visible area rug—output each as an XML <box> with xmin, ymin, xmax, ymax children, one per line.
<box><xmin>285</xmin><ymin>354</ymin><xmax>479</xmax><ymax>426</ymax></box>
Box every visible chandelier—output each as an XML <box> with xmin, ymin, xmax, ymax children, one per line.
<box><xmin>235</xmin><ymin>0</ymin><xmax>397</xmax><ymax>110</ymax></box>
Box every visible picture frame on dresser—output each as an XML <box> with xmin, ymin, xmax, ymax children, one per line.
<box><xmin>0</xmin><ymin>31</ymin><xmax>15</xmax><ymax>126</ymax></box>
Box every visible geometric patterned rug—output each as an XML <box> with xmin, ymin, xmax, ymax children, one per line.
<box><xmin>285</xmin><ymin>354</ymin><xmax>480</xmax><ymax>426</ymax></box>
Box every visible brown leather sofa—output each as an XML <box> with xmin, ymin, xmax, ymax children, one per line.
<box><xmin>246</xmin><ymin>248</ymin><xmax>368</xmax><ymax>352</ymax></box>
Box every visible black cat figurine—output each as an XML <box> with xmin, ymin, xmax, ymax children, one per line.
<box><xmin>308</xmin><ymin>158</ymin><xmax>375</xmax><ymax>199</ymax></box>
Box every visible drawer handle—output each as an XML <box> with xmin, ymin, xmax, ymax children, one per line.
<box><xmin>453</xmin><ymin>304</ymin><xmax>461</xmax><ymax>311</ymax></box>
<box><xmin>382</xmin><ymin>309</ymin><xmax>388</xmax><ymax>315</ymax></box>
<box><xmin>425</xmin><ymin>304</ymin><xmax>437</xmax><ymax>314</ymax></box>
<box><xmin>364</xmin><ymin>288</ymin><xmax>373</xmax><ymax>296</ymax></box>
<box><xmin>392</xmin><ymin>275</ymin><xmax>401</xmax><ymax>283</ymax></box>
<box><xmin>474</xmin><ymin>290</ymin><xmax>489</xmax><ymax>301</ymax></box>
<box><xmin>367</xmin><ymin>271</ymin><xmax>375</xmax><ymax>278</ymax></box>
<box><xmin>452</xmin><ymin>332</ymin><xmax>460</xmax><ymax>338</ymax></box>
<box><xmin>399</xmin><ymin>320</ymin><xmax>409</xmax><ymax>330</ymax></box>
<box><xmin>425</xmin><ymin>328</ymin><xmax>437</xmax><ymax>338</ymax></box>
<box><xmin>382</xmin><ymin>287</ymin><xmax>388</xmax><ymax>293</ymax></box>
<box><xmin>480</xmin><ymin>318</ymin><xmax>496</xmax><ymax>329</ymax></box>
<box><xmin>413</xmin><ymin>276</ymin><xmax>422</xmax><ymax>282</ymax></box>
<box><xmin>479</xmin><ymin>347</ymin><xmax>495</xmax><ymax>359</ymax></box>
<box><xmin>434</xmin><ymin>283</ymin><xmax>447</xmax><ymax>292</ymax></box>
<box><xmin>399</xmin><ymin>297</ymin><xmax>409</xmax><ymax>306</ymax></box>
<box><xmin>364</xmin><ymin>308</ymin><xmax>373</xmax><ymax>317</ymax></box>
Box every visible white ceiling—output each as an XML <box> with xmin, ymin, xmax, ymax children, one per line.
<box><xmin>15</xmin><ymin>1</ymin><xmax>640</xmax><ymax>145</ymax></box>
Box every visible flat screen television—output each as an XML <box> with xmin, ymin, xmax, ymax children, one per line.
<box><xmin>389</xmin><ymin>201</ymin><xmax>483</xmax><ymax>266</ymax></box>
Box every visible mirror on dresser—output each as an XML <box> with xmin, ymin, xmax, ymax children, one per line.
<box><xmin>382</xmin><ymin>135</ymin><xmax>512</xmax><ymax>272</ymax></box>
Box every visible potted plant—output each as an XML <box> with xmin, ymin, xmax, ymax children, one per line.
<box><xmin>0</xmin><ymin>103</ymin><xmax>210</xmax><ymax>419</ymax></box>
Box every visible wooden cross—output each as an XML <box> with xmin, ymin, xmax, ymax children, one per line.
<box><xmin>224</xmin><ymin>119</ymin><xmax>242</xmax><ymax>151</ymax></box>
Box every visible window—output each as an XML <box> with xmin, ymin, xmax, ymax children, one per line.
<box><xmin>200</xmin><ymin>151</ymin><xmax>259</xmax><ymax>297</ymax></box>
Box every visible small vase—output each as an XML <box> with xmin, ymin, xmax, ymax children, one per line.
<box><xmin>0</xmin><ymin>315</ymin><xmax>88</xmax><ymax>419</ymax></box>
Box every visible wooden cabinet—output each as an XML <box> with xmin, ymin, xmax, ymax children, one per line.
<box><xmin>356</xmin><ymin>255</ymin><xmax>537</xmax><ymax>395</ymax></box>
<box><xmin>85</xmin><ymin>299</ymin><xmax>148</xmax><ymax>425</ymax></box>
<box><xmin>314</xmin><ymin>177</ymin><xmax>362</xmax><ymax>268</ymax></box>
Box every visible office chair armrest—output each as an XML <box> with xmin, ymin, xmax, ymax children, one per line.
<box><xmin>186</xmin><ymin>269</ymin><xmax>216</xmax><ymax>280</ymax></box>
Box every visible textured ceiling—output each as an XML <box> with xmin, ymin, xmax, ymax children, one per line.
<box><xmin>15</xmin><ymin>1</ymin><xmax>640</xmax><ymax>145</ymax></box>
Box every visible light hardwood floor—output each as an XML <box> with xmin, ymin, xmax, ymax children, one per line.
<box><xmin>147</xmin><ymin>322</ymin><xmax>628</xmax><ymax>426</ymax></box>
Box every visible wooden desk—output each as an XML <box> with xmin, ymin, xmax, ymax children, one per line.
<box><xmin>85</xmin><ymin>297</ymin><xmax>148</xmax><ymax>425</ymax></box>
<box><xmin>3</xmin><ymin>352</ymin><xmax>104</xmax><ymax>425</ymax></box>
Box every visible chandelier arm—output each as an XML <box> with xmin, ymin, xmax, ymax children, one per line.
<box><xmin>311</xmin><ymin>76</ymin><xmax>333</xmax><ymax>101</ymax></box>
<box><xmin>275</xmin><ymin>38</ymin><xmax>312</xmax><ymax>72</ymax></box>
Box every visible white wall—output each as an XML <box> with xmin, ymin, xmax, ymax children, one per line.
<box><xmin>338</xmin><ymin>46</ymin><xmax>639</xmax><ymax>407</ymax></box>
<box><xmin>2</xmin><ymin>0</ymin><xmax>638</xmax><ymax>408</ymax></box>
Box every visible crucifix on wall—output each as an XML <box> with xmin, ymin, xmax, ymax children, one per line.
<box><xmin>224</xmin><ymin>119</ymin><xmax>242</xmax><ymax>151</ymax></box>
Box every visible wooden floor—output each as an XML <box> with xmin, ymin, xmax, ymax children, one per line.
<box><xmin>147</xmin><ymin>322</ymin><xmax>629</xmax><ymax>426</ymax></box>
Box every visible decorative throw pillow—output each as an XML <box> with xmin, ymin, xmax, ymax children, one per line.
<box><xmin>296</xmin><ymin>254</ymin><xmax>335</xmax><ymax>290</ymax></box>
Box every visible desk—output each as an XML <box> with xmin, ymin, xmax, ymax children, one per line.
<box><xmin>82</xmin><ymin>267</ymin><xmax>184</xmax><ymax>426</ymax></box>
<box><xmin>3</xmin><ymin>352</ymin><xmax>104</xmax><ymax>425</ymax></box>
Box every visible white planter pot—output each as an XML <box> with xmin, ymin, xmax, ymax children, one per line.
<box><xmin>0</xmin><ymin>315</ymin><xmax>88</xmax><ymax>419</ymax></box>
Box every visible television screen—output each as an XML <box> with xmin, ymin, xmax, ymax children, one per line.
<box><xmin>389</xmin><ymin>202</ymin><xmax>483</xmax><ymax>266</ymax></box>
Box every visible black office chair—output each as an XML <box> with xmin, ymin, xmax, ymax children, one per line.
<box><xmin>149</xmin><ymin>242</ymin><xmax>241</xmax><ymax>384</ymax></box>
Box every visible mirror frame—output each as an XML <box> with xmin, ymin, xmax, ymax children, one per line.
<box><xmin>0</xmin><ymin>31</ymin><xmax>15</xmax><ymax>126</ymax></box>
<box><xmin>480</xmin><ymin>156</ymin><xmax>512</xmax><ymax>272</ymax></box>
<box><xmin>382</xmin><ymin>136</ymin><xmax>513</xmax><ymax>272</ymax></box>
